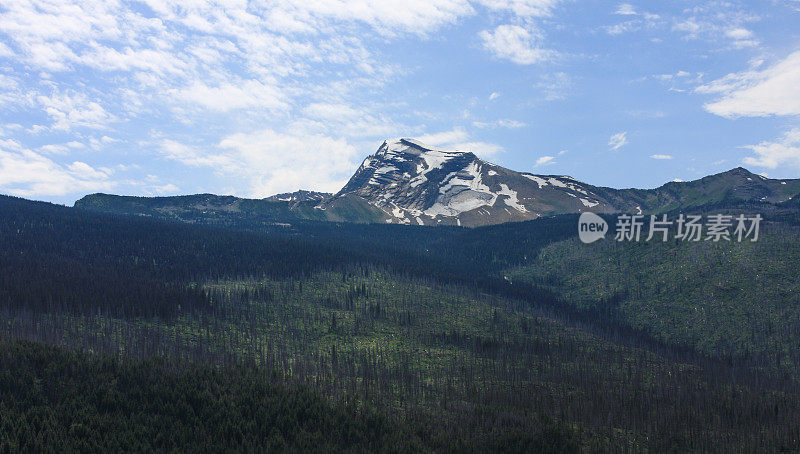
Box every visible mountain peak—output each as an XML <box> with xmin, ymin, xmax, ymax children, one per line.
<box><xmin>701</xmin><ymin>167</ymin><xmax>772</xmax><ymax>184</ymax></box>
<box><xmin>327</xmin><ymin>138</ymin><xmax>614</xmax><ymax>226</ymax></box>
<box><xmin>724</xmin><ymin>166</ymin><xmax>756</xmax><ymax>176</ymax></box>
<box><xmin>376</xmin><ymin>138</ymin><xmax>472</xmax><ymax>159</ymax></box>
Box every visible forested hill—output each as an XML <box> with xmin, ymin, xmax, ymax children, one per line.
<box><xmin>1</xmin><ymin>194</ymin><xmax>369</xmax><ymax>318</ymax></box>
<box><xmin>3</xmin><ymin>193</ymin><xmax>800</xmax><ymax>450</ymax></box>
<box><xmin>0</xmin><ymin>339</ymin><xmax>442</xmax><ymax>453</ymax></box>
<box><xmin>1</xmin><ymin>193</ymin><xmax>575</xmax><ymax>296</ymax></box>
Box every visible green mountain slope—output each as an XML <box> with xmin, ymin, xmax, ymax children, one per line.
<box><xmin>507</xmin><ymin>226</ymin><xmax>800</xmax><ymax>374</ymax></box>
<box><xmin>74</xmin><ymin>192</ymin><xmax>389</xmax><ymax>224</ymax></box>
<box><xmin>596</xmin><ymin>167</ymin><xmax>800</xmax><ymax>213</ymax></box>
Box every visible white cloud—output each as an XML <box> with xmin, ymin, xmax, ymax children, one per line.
<box><xmin>473</xmin><ymin>119</ymin><xmax>526</xmax><ymax>129</ymax></box>
<box><xmin>303</xmin><ymin>103</ymin><xmax>361</xmax><ymax>120</ymax></box>
<box><xmin>0</xmin><ymin>0</ymin><xmax>571</xmax><ymax>201</ymax></box>
<box><xmin>609</xmin><ymin>132</ymin><xmax>628</xmax><ymax>150</ymax></box>
<box><xmin>725</xmin><ymin>28</ymin><xmax>753</xmax><ymax>40</ymax></box>
<box><xmin>159</xmin><ymin>139</ymin><xmax>235</xmax><ymax>169</ymax></box>
<box><xmin>36</xmin><ymin>92</ymin><xmax>115</xmax><ymax>131</ymax></box>
<box><xmin>0</xmin><ymin>42</ymin><xmax>14</xmax><ymax>57</ymax></box>
<box><xmin>650</xmin><ymin>154</ymin><xmax>673</xmax><ymax>160</ymax></box>
<box><xmin>605</xmin><ymin>22</ymin><xmax>635</xmax><ymax>36</ymax></box>
<box><xmin>537</xmin><ymin>72</ymin><xmax>572</xmax><ymax>100</ymax></box>
<box><xmin>605</xmin><ymin>3</ymin><xmax>660</xmax><ymax>35</ymax></box>
<box><xmin>534</xmin><ymin>155</ymin><xmax>555</xmax><ymax>166</ymax></box>
<box><xmin>476</xmin><ymin>0</ymin><xmax>560</xmax><ymax>17</ymax></box>
<box><xmin>479</xmin><ymin>24</ymin><xmax>552</xmax><ymax>65</ymax></box>
<box><xmin>265</xmin><ymin>0</ymin><xmax>476</xmax><ymax>36</ymax></box>
<box><xmin>450</xmin><ymin>141</ymin><xmax>503</xmax><ymax>157</ymax></box>
<box><xmin>698</xmin><ymin>51</ymin><xmax>800</xmax><ymax>118</ymax></box>
<box><xmin>88</xmin><ymin>136</ymin><xmax>118</xmax><ymax>151</ymax></box>
<box><xmin>615</xmin><ymin>4</ymin><xmax>637</xmax><ymax>15</ymax></box>
<box><xmin>489</xmin><ymin>92</ymin><xmax>500</xmax><ymax>100</ymax></box>
<box><xmin>218</xmin><ymin>129</ymin><xmax>360</xmax><ymax>196</ymax></box>
<box><xmin>171</xmin><ymin>80</ymin><xmax>289</xmax><ymax>112</ymax></box>
<box><xmin>152</xmin><ymin>183</ymin><xmax>180</xmax><ymax>194</ymax></box>
<box><xmin>417</xmin><ymin>128</ymin><xmax>503</xmax><ymax>158</ymax></box>
<box><xmin>67</xmin><ymin>161</ymin><xmax>112</xmax><ymax>180</ymax></box>
<box><xmin>0</xmin><ymin>74</ymin><xmax>22</xmax><ymax>105</ymax></box>
<box><xmin>0</xmin><ymin>0</ymin><xmax>488</xmax><ymax>125</ymax></box>
<box><xmin>418</xmin><ymin>128</ymin><xmax>471</xmax><ymax>146</ymax></box>
<box><xmin>38</xmin><ymin>144</ymin><xmax>69</xmax><ymax>155</ymax></box>
<box><xmin>653</xmin><ymin>70</ymin><xmax>693</xmax><ymax>82</ymax></box>
<box><xmin>301</xmin><ymin>102</ymin><xmax>400</xmax><ymax>138</ymax></box>
<box><xmin>0</xmin><ymin>141</ymin><xmax>115</xmax><ymax>197</ymax></box>
<box><xmin>672</xmin><ymin>19</ymin><xmax>701</xmax><ymax>36</ymax></box>
<box><xmin>742</xmin><ymin>129</ymin><xmax>800</xmax><ymax>169</ymax></box>
<box><xmin>160</xmin><ymin>128</ymin><xmax>361</xmax><ymax>197</ymax></box>
<box><xmin>671</xmin><ymin>3</ymin><xmax>760</xmax><ymax>48</ymax></box>
<box><xmin>0</xmin><ymin>123</ymin><xmax>22</xmax><ymax>136</ymax></box>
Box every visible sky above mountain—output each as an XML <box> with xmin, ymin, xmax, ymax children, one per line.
<box><xmin>1</xmin><ymin>0</ymin><xmax>799</xmax><ymax>204</ymax></box>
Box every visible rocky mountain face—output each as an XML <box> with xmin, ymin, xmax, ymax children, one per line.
<box><xmin>75</xmin><ymin>138</ymin><xmax>800</xmax><ymax>228</ymax></box>
<box><xmin>322</xmin><ymin>138</ymin><xmax>800</xmax><ymax>226</ymax></box>
<box><xmin>325</xmin><ymin>138</ymin><xmax>618</xmax><ymax>226</ymax></box>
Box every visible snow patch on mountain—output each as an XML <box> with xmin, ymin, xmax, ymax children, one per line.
<box><xmin>498</xmin><ymin>184</ymin><xmax>527</xmax><ymax>212</ymax></box>
<box><xmin>425</xmin><ymin>161</ymin><xmax>498</xmax><ymax>217</ymax></box>
<box><xmin>522</xmin><ymin>174</ymin><xmax>548</xmax><ymax>188</ymax></box>
<box><xmin>580</xmin><ymin>198</ymin><xmax>599</xmax><ymax>208</ymax></box>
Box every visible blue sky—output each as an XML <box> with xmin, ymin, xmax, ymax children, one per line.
<box><xmin>1</xmin><ymin>0</ymin><xmax>799</xmax><ymax>205</ymax></box>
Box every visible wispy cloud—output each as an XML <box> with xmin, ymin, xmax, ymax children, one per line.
<box><xmin>615</xmin><ymin>4</ymin><xmax>637</xmax><ymax>16</ymax></box>
<box><xmin>417</xmin><ymin>128</ymin><xmax>504</xmax><ymax>158</ymax></box>
<box><xmin>650</xmin><ymin>154</ymin><xmax>673</xmax><ymax>160</ymax></box>
<box><xmin>742</xmin><ymin>129</ymin><xmax>800</xmax><ymax>169</ymax></box>
<box><xmin>609</xmin><ymin>132</ymin><xmax>628</xmax><ymax>150</ymax></box>
<box><xmin>417</xmin><ymin>128</ymin><xmax>471</xmax><ymax>146</ymax></box>
<box><xmin>534</xmin><ymin>155</ymin><xmax>556</xmax><ymax>166</ymax></box>
<box><xmin>697</xmin><ymin>51</ymin><xmax>800</xmax><ymax>118</ymax></box>
<box><xmin>0</xmin><ymin>0</ymin><xmax>792</xmax><ymax>202</ymax></box>
<box><xmin>536</xmin><ymin>72</ymin><xmax>572</xmax><ymax>100</ymax></box>
<box><xmin>479</xmin><ymin>24</ymin><xmax>553</xmax><ymax>65</ymax></box>
<box><xmin>605</xmin><ymin>3</ymin><xmax>660</xmax><ymax>35</ymax></box>
<box><xmin>671</xmin><ymin>3</ymin><xmax>760</xmax><ymax>48</ymax></box>
<box><xmin>473</xmin><ymin>119</ymin><xmax>526</xmax><ymax>129</ymax></box>
<box><xmin>0</xmin><ymin>139</ymin><xmax>115</xmax><ymax>197</ymax></box>
<box><xmin>36</xmin><ymin>91</ymin><xmax>116</xmax><ymax>132</ymax></box>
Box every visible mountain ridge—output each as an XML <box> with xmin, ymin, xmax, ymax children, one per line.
<box><xmin>74</xmin><ymin>138</ymin><xmax>800</xmax><ymax>227</ymax></box>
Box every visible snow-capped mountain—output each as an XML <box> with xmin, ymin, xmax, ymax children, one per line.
<box><xmin>326</xmin><ymin>138</ymin><xmax>615</xmax><ymax>227</ymax></box>
<box><xmin>75</xmin><ymin>139</ymin><xmax>800</xmax><ymax>228</ymax></box>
